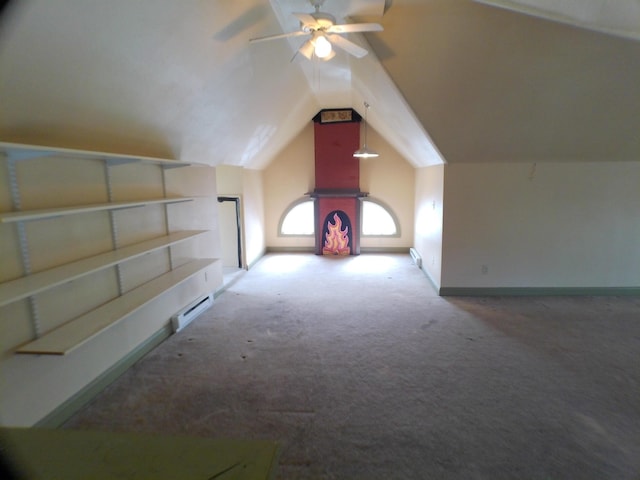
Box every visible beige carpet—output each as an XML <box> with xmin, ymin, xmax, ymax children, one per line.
<box><xmin>63</xmin><ymin>253</ymin><xmax>640</xmax><ymax>479</ymax></box>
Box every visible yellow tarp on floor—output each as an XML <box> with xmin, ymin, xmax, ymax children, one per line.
<box><xmin>0</xmin><ymin>428</ymin><xmax>278</xmax><ymax>479</ymax></box>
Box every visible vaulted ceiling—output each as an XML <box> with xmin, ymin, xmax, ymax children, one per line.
<box><xmin>1</xmin><ymin>0</ymin><xmax>639</xmax><ymax>168</ymax></box>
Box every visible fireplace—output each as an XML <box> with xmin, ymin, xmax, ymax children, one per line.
<box><xmin>309</xmin><ymin>109</ymin><xmax>368</xmax><ymax>256</ymax></box>
<box><xmin>322</xmin><ymin>210</ymin><xmax>352</xmax><ymax>255</ymax></box>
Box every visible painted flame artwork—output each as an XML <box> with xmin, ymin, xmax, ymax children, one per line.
<box><xmin>323</xmin><ymin>213</ymin><xmax>350</xmax><ymax>255</ymax></box>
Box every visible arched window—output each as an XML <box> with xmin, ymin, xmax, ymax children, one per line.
<box><xmin>279</xmin><ymin>199</ymin><xmax>314</xmax><ymax>236</ymax></box>
<box><xmin>279</xmin><ymin>198</ymin><xmax>399</xmax><ymax>237</ymax></box>
<box><xmin>362</xmin><ymin>199</ymin><xmax>399</xmax><ymax>236</ymax></box>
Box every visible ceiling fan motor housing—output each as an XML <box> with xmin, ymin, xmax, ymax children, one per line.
<box><xmin>310</xmin><ymin>0</ymin><xmax>326</xmax><ymax>10</ymax></box>
<box><xmin>309</xmin><ymin>12</ymin><xmax>336</xmax><ymax>30</ymax></box>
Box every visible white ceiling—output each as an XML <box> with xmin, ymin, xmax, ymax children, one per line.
<box><xmin>0</xmin><ymin>0</ymin><xmax>638</xmax><ymax>168</ymax></box>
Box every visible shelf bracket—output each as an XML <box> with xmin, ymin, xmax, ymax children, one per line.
<box><xmin>7</xmin><ymin>157</ymin><xmax>22</xmax><ymax>211</ymax></box>
<box><xmin>4</xmin><ymin>149</ymin><xmax>55</xmax><ymax>162</ymax></box>
<box><xmin>105</xmin><ymin>158</ymin><xmax>137</xmax><ymax>167</ymax></box>
<box><xmin>7</xmin><ymin>157</ymin><xmax>42</xmax><ymax>337</ymax></box>
<box><xmin>161</xmin><ymin>167</ymin><xmax>174</xmax><ymax>270</ymax></box>
<box><xmin>104</xmin><ymin>162</ymin><xmax>124</xmax><ymax>296</ymax></box>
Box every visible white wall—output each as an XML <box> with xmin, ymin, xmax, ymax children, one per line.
<box><xmin>441</xmin><ymin>162</ymin><xmax>640</xmax><ymax>289</ymax></box>
<box><xmin>216</xmin><ymin>165</ymin><xmax>266</xmax><ymax>268</ymax></box>
<box><xmin>242</xmin><ymin>168</ymin><xmax>266</xmax><ymax>267</ymax></box>
<box><xmin>216</xmin><ymin>165</ymin><xmax>244</xmax><ymax>195</ymax></box>
<box><xmin>216</xmin><ymin>165</ymin><xmax>244</xmax><ymax>268</ymax></box>
<box><xmin>263</xmin><ymin>123</ymin><xmax>316</xmax><ymax>250</ymax></box>
<box><xmin>413</xmin><ymin>165</ymin><xmax>444</xmax><ymax>288</ymax></box>
<box><xmin>359</xmin><ymin>128</ymin><xmax>415</xmax><ymax>250</ymax></box>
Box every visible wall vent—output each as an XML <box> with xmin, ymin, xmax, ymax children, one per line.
<box><xmin>409</xmin><ymin>248</ymin><xmax>422</xmax><ymax>268</ymax></box>
<box><xmin>171</xmin><ymin>293</ymin><xmax>213</xmax><ymax>333</ymax></box>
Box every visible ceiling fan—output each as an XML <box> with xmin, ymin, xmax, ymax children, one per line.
<box><xmin>249</xmin><ymin>0</ymin><xmax>383</xmax><ymax>61</ymax></box>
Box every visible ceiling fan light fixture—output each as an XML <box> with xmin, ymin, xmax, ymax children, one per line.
<box><xmin>249</xmin><ymin>1</ymin><xmax>382</xmax><ymax>62</ymax></box>
<box><xmin>354</xmin><ymin>102</ymin><xmax>379</xmax><ymax>158</ymax></box>
<box><xmin>313</xmin><ymin>34</ymin><xmax>332</xmax><ymax>58</ymax></box>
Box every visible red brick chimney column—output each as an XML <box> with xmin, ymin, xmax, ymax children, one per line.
<box><xmin>311</xmin><ymin>109</ymin><xmax>367</xmax><ymax>255</ymax></box>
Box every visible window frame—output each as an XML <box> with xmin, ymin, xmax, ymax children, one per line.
<box><xmin>278</xmin><ymin>198</ymin><xmax>315</xmax><ymax>237</ymax></box>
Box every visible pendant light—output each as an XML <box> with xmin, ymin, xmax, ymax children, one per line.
<box><xmin>353</xmin><ymin>101</ymin><xmax>379</xmax><ymax>158</ymax></box>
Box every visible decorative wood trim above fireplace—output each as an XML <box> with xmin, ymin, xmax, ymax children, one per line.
<box><xmin>313</xmin><ymin>108</ymin><xmax>362</xmax><ymax>124</ymax></box>
<box><xmin>307</xmin><ymin>189</ymin><xmax>368</xmax><ymax>198</ymax></box>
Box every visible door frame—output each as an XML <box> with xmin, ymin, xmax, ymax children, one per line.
<box><xmin>217</xmin><ymin>196</ymin><xmax>243</xmax><ymax>269</ymax></box>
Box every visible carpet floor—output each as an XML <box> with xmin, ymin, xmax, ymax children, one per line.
<box><xmin>64</xmin><ymin>253</ymin><xmax>640</xmax><ymax>479</ymax></box>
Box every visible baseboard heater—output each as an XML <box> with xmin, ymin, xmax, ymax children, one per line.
<box><xmin>409</xmin><ymin>247</ymin><xmax>422</xmax><ymax>268</ymax></box>
<box><xmin>171</xmin><ymin>293</ymin><xmax>213</xmax><ymax>333</ymax></box>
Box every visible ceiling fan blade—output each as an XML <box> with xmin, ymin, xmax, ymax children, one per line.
<box><xmin>327</xmin><ymin>34</ymin><xmax>368</xmax><ymax>58</ymax></box>
<box><xmin>249</xmin><ymin>30</ymin><xmax>308</xmax><ymax>43</ymax></box>
<box><xmin>292</xmin><ymin>12</ymin><xmax>319</xmax><ymax>27</ymax></box>
<box><xmin>297</xmin><ymin>39</ymin><xmax>315</xmax><ymax>60</ymax></box>
<box><xmin>327</xmin><ymin>23</ymin><xmax>383</xmax><ymax>34</ymax></box>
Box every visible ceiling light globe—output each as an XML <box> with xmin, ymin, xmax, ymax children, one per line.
<box><xmin>353</xmin><ymin>148</ymin><xmax>379</xmax><ymax>159</ymax></box>
<box><xmin>314</xmin><ymin>35</ymin><xmax>332</xmax><ymax>58</ymax></box>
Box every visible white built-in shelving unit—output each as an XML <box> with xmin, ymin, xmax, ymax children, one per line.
<box><xmin>0</xmin><ymin>142</ymin><xmax>217</xmax><ymax>355</ymax></box>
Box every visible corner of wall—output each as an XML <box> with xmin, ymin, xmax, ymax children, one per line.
<box><xmin>413</xmin><ymin>165</ymin><xmax>444</xmax><ymax>288</ymax></box>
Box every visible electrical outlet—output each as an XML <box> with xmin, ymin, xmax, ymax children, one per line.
<box><xmin>481</xmin><ymin>265</ymin><xmax>488</xmax><ymax>275</ymax></box>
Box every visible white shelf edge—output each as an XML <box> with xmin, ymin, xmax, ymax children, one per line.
<box><xmin>0</xmin><ymin>141</ymin><xmax>209</xmax><ymax>167</ymax></box>
<box><xmin>15</xmin><ymin>258</ymin><xmax>218</xmax><ymax>355</ymax></box>
<box><xmin>0</xmin><ymin>230</ymin><xmax>209</xmax><ymax>307</ymax></box>
<box><xmin>0</xmin><ymin>197</ymin><xmax>195</xmax><ymax>223</ymax></box>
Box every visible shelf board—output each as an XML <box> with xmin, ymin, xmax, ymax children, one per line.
<box><xmin>0</xmin><ymin>230</ymin><xmax>208</xmax><ymax>307</ymax></box>
<box><xmin>0</xmin><ymin>141</ymin><xmax>208</xmax><ymax>167</ymax></box>
<box><xmin>16</xmin><ymin>258</ymin><xmax>217</xmax><ymax>355</ymax></box>
<box><xmin>0</xmin><ymin>197</ymin><xmax>194</xmax><ymax>223</ymax></box>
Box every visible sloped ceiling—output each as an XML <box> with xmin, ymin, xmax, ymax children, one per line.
<box><xmin>476</xmin><ymin>0</ymin><xmax>640</xmax><ymax>41</ymax></box>
<box><xmin>0</xmin><ymin>0</ymin><xmax>638</xmax><ymax>168</ymax></box>
<box><xmin>375</xmin><ymin>0</ymin><xmax>640</xmax><ymax>163</ymax></box>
